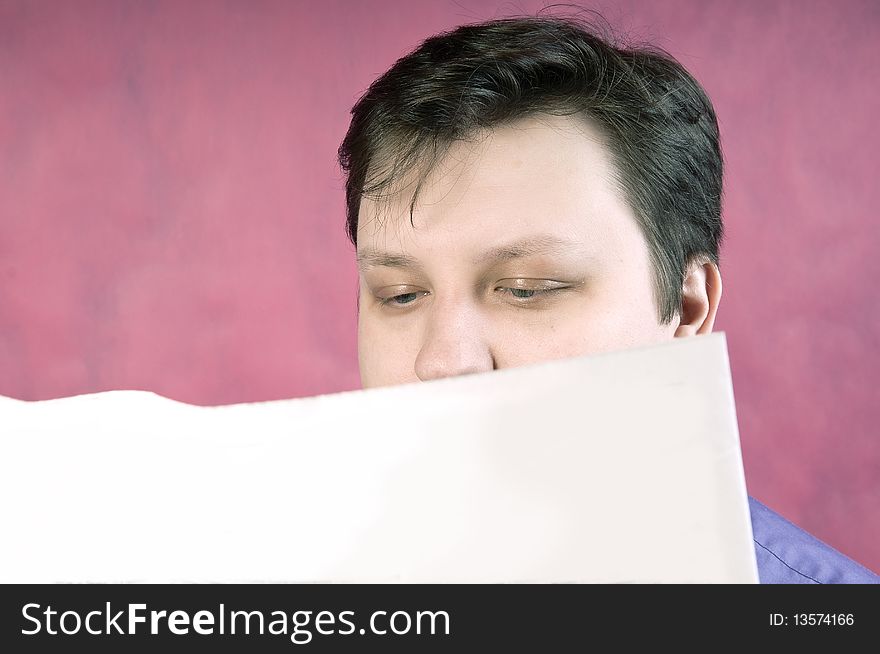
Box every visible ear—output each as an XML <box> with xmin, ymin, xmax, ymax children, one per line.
<box><xmin>673</xmin><ymin>259</ymin><xmax>722</xmax><ymax>338</ymax></box>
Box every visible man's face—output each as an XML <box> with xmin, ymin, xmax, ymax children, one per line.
<box><xmin>356</xmin><ymin>114</ymin><xmax>679</xmax><ymax>389</ymax></box>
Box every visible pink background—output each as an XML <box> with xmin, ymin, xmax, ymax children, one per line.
<box><xmin>1</xmin><ymin>0</ymin><xmax>877</xmax><ymax>572</ymax></box>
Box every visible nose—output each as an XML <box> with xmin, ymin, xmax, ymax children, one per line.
<box><xmin>414</xmin><ymin>300</ymin><xmax>495</xmax><ymax>382</ymax></box>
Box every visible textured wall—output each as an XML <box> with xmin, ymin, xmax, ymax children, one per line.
<box><xmin>1</xmin><ymin>0</ymin><xmax>877</xmax><ymax>572</ymax></box>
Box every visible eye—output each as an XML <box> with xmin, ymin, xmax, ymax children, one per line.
<box><xmin>495</xmin><ymin>280</ymin><xmax>570</xmax><ymax>304</ymax></box>
<box><xmin>378</xmin><ymin>290</ymin><xmax>429</xmax><ymax>307</ymax></box>
<box><xmin>385</xmin><ymin>292</ymin><xmax>417</xmax><ymax>305</ymax></box>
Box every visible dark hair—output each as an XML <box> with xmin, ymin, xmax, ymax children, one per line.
<box><xmin>338</xmin><ymin>15</ymin><xmax>723</xmax><ymax>324</ymax></box>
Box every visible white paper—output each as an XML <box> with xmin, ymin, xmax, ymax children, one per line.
<box><xmin>0</xmin><ymin>332</ymin><xmax>758</xmax><ymax>583</ymax></box>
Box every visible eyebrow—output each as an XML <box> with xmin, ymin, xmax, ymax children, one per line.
<box><xmin>356</xmin><ymin>251</ymin><xmax>423</xmax><ymax>270</ymax></box>
<box><xmin>357</xmin><ymin>234</ymin><xmax>580</xmax><ymax>270</ymax></box>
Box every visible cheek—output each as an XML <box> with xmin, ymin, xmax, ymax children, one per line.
<box><xmin>576</xmin><ymin>257</ymin><xmax>672</xmax><ymax>349</ymax></box>
<box><xmin>357</xmin><ymin>314</ymin><xmax>420</xmax><ymax>388</ymax></box>
<box><xmin>493</xmin><ymin>285</ymin><xmax>668</xmax><ymax>365</ymax></box>
<box><xmin>491</xmin><ymin>308</ymin><xmax>621</xmax><ymax>366</ymax></box>
<box><xmin>572</xmin><ymin>282</ymin><xmax>671</xmax><ymax>351</ymax></box>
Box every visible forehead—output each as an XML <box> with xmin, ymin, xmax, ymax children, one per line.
<box><xmin>356</xmin><ymin>114</ymin><xmax>633</xmax><ymax>263</ymax></box>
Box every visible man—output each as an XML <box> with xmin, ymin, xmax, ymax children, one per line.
<box><xmin>337</xmin><ymin>16</ymin><xmax>877</xmax><ymax>583</ymax></box>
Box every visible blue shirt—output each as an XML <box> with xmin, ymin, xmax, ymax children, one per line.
<box><xmin>749</xmin><ymin>496</ymin><xmax>878</xmax><ymax>583</ymax></box>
